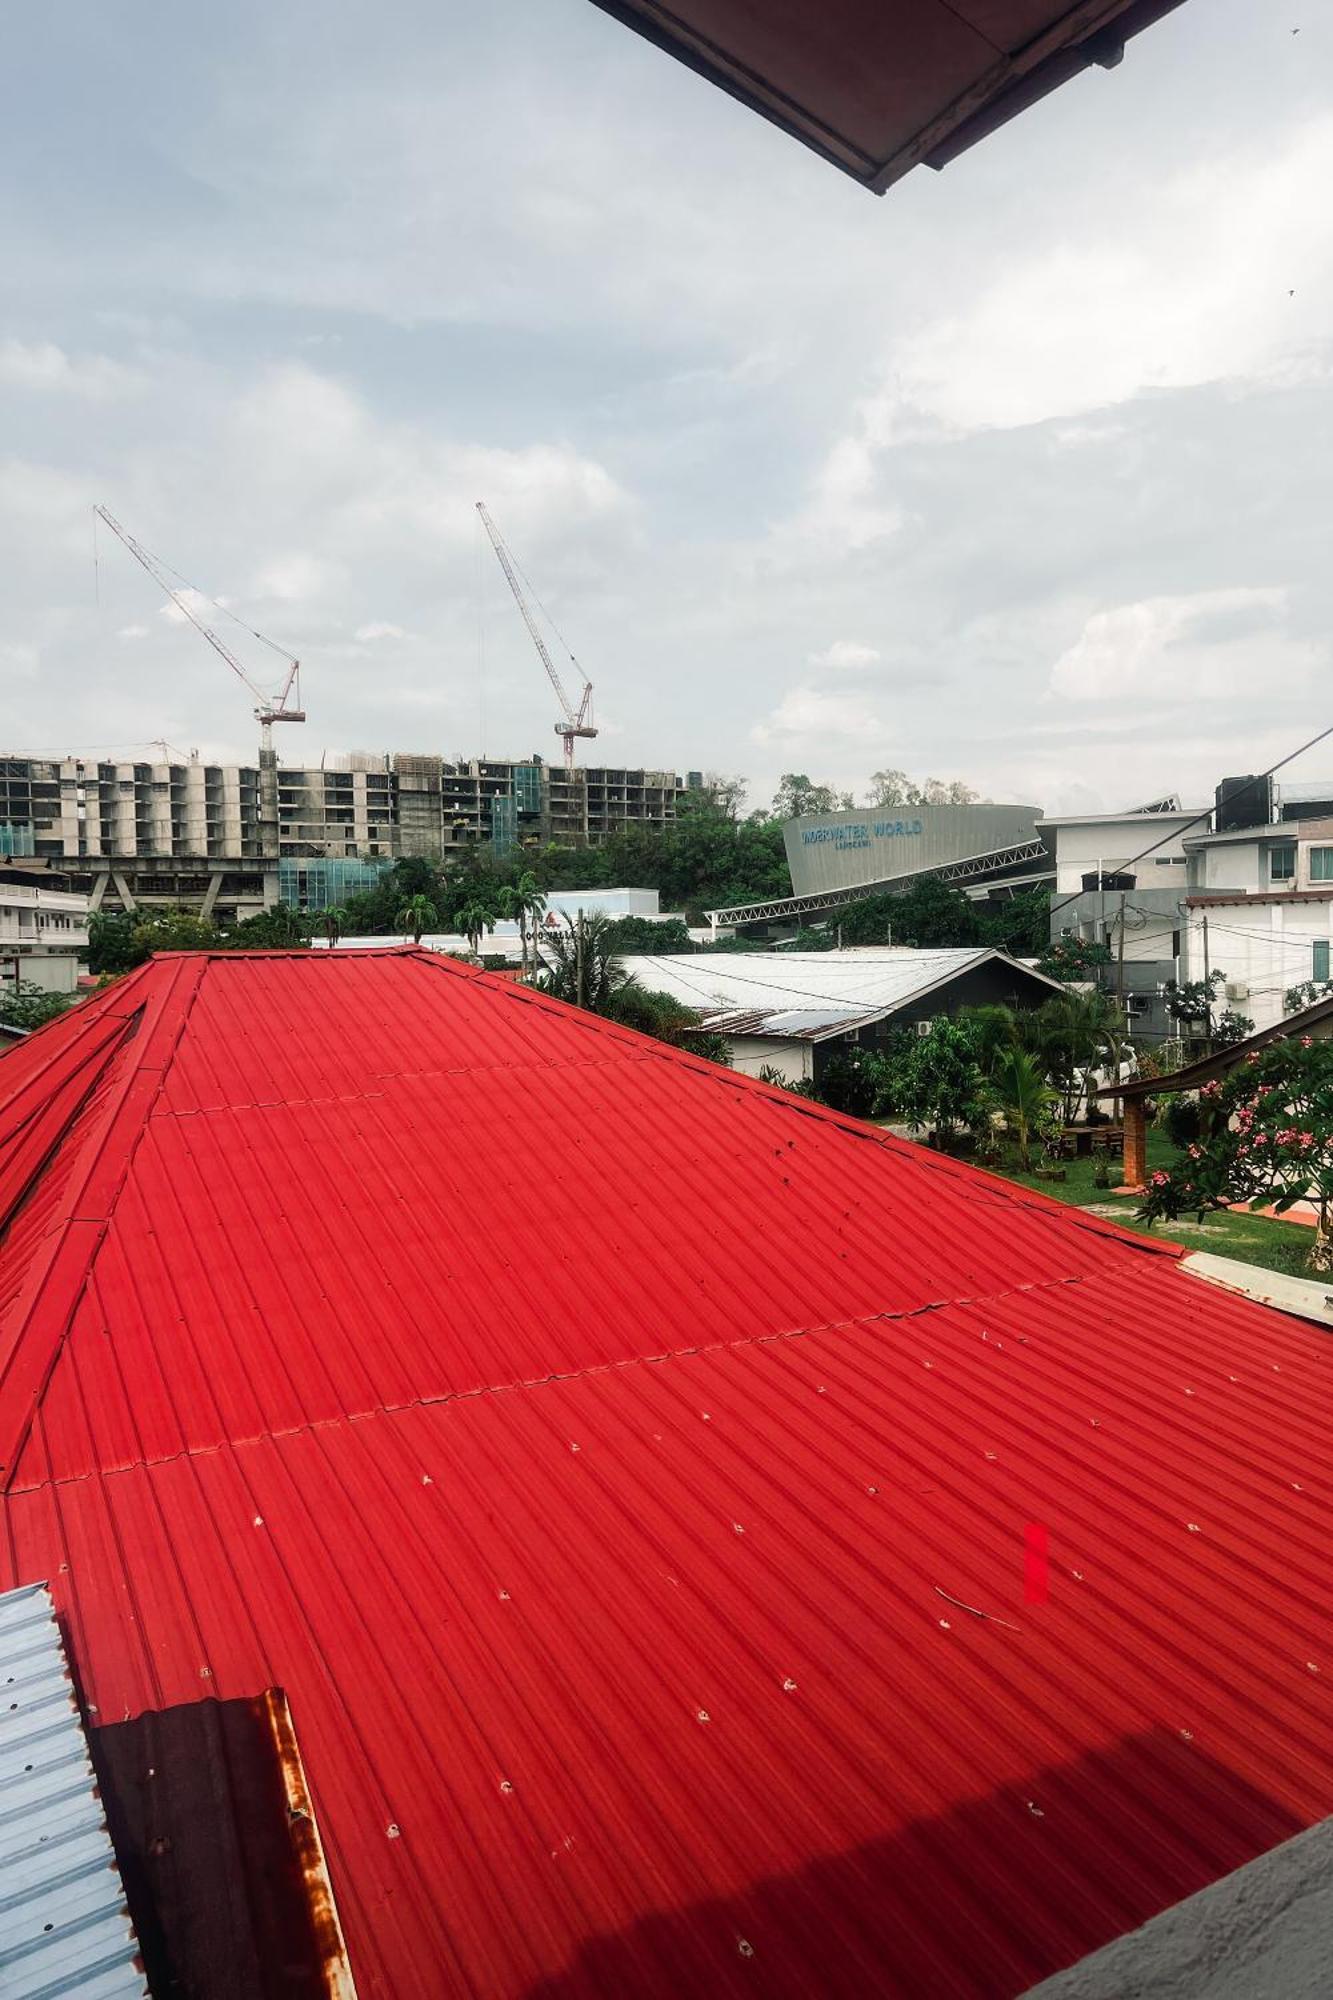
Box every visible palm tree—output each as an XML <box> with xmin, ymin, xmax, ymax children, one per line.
<box><xmin>991</xmin><ymin>1045</ymin><xmax>1057</xmax><ymax>1170</ymax></box>
<box><xmin>539</xmin><ymin>914</ymin><xmax>633</xmax><ymax>1012</ymax></box>
<box><xmin>498</xmin><ymin>871</ymin><xmax>547</xmax><ymax>978</ymax></box>
<box><xmin>1021</xmin><ymin>989</ymin><xmax>1119</xmax><ymax>1125</ymax></box>
<box><xmin>322</xmin><ymin>905</ymin><xmax>348</xmax><ymax>948</ymax></box>
<box><xmin>395</xmin><ymin>894</ymin><xmax>439</xmax><ymax>945</ymax></box>
<box><xmin>456</xmin><ymin>897</ymin><xmax>496</xmax><ymax>958</ymax></box>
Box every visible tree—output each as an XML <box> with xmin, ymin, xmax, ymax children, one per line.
<box><xmin>498</xmin><ymin>871</ymin><xmax>546</xmax><ymax>977</ymax></box>
<box><xmin>1021</xmin><ymin>988</ymin><xmax>1120</xmax><ymax>1125</ymax></box>
<box><xmin>539</xmin><ymin>914</ymin><xmax>633</xmax><ymax>1012</ymax></box>
<box><xmin>977</xmin><ymin>889</ymin><xmax>1051</xmax><ymax>959</ymax></box>
<box><xmin>322</xmin><ymin>905</ymin><xmax>348</xmax><ymax>948</ymax></box>
<box><xmin>839</xmin><ymin>874</ymin><xmax>982</xmax><ymax>950</ymax></box>
<box><xmin>1284</xmin><ymin>979</ymin><xmax>1333</xmax><ymax>1016</ymax></box>
<box><xmin>87</xmin><ymin>909</ymin><xmax>147</xmax><ymax>975</ymax></box>
<box><xmin>957</xmin><ymin>1004</ymin><xmax>1019</xmax><ymax>1078</ymax></box>
<box><xmin>1140</xmin><ymin>1035</ymin><xmax>1333</xmax><ymax>1272</ymax></box>
<box><xmin>454</xmin><ymin>897</ymin><xmax>494</xmax><ymax>956</ymax></box>
<box><xmin>771</xmin><ymin>774</ymin><xmax>853</xmax><ymax>821</ymax></box>
<box><xmin>396</xmin><ymin>894</ymin><xmax>440</xmax><ymax>944</ymax></box>
<box><xmin>219</xmin><ymin>903</ymin><xmax>309</xmax><ymax>949</ymax></box>
<box><xmin>131</xmin><ymin>910</ymin><xmax>219</xmax><ymax>956</ymax></box>
<box><xmin>602</xmin><ymin>984</ymin><xmax>730</xmax><ymax>1064</ymax></box>
<box><xmin>990</xmin><ymin>1045</ymin><xmax>1057</xmax><ymax>1170</ymax></box>
<box><xmin>1163</xmin><ymin>970</ymin><xmax>1253</xmax><ymax>1044</ymax></box>
<box><xmin>889</xmin><ymin>1018</ymin><xmax>988</xmax><ymax>1143</ymax></box>
<box><xmin>817</xmin><ymin>1047</ymin><xmax>887</xmax><ymax>1118</ymax></box>
<box><xmin>867</xmin><ymin>772</ymin><xmax>979</xmax><ymax>807</ymax></box>
<box><xmin>604</xmin><ymin>915</ymin><xmax>694</xmax><ymax>955</ymax></box>
<box><xmin>0</xmin><ymin>979</ymin><xmax>76</xmax><ymax>1033</ymax></box>
<box><xmin>1036</xmin><ymin>935</ymin><xmax>1113</xmax><ymax>982</ymax></box>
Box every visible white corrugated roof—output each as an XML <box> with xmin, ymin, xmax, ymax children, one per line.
<box><xmin>617</xmin><ymin>947</ymin><xmax>1012</xmax><ymax>1018</ymax></box>
<box><xmin>0</xmin><ymin>1582</ymin><xmax>146</xmax><ymax>1999</ymax></box>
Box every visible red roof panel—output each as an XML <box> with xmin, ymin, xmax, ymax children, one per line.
<box><xmin>1</xmin><ymin>950</ymin><xmax>1330</xmax><ymax>1996</ymax></box>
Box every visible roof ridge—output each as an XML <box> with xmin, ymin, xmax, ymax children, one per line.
<box><xmin>0</xmin><ymin>956</ymin><xmax>210</xmax><ymax>1489</ymax></box>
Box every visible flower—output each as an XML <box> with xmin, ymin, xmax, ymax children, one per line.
<box><xmin>1150</xmin><ymin>1170</ymin><xmax>1170</xmax><ymax>1188</ymax></box>
<box><xmin>1301</xmin><ymin>1036</ymin><xmax>1313</xmax><ymax>1049</ymax></box>
<box><xmin>1188</xmin><ymin>1144</ymin><xmax>1201</xmax><ymax>1160</ymax></box>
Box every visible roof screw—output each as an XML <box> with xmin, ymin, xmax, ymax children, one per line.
<box><xmin>387</xmin><ymin>1823</ymin><xmax>401</xmax><ymax>1838</ymax></box>
<box><xmin>782</xmin><ymin>1678</ymin><xmax>798</xmax><ymax>1693</ymax></box>
<box><xmin>866</xmin><ymin>1485</ymin><xmax>878</xmax><ymax>1496</ymax></box>
<box><xmin>499</xmin><ymin>1780</ymin><xmax>514</xmax><ymax>1795</ymax></box>
<box><xmin>1186</xmin><ymin>1522</ymin><xmax>1201</xmax><ymax>1533</ymax></box>
<box><xmin>1179</xmin><ymin>1729</ymin><xmax>1194</xmax><ymax>1741</ymax></box>
<box><xmin>569</xmin><ymin>1442</ymin><xmax>580</xmax><ymax>1452</ymax></box>
<box><xmin>701</xmin><ymin>1412</ymin><xmax>712</xmax><ymax>1421</ymax></box>
<box><xmin>253</xmin><ymin>1516</ymin><xmax>264</xmax><ymax>1527</ymax></box>
<box><xmin>733</xmin><ymin>1522</ymin><xmax>745</xmax><ymax>1534</ymax></box>
<box><xmin>738</xmin><ymin>1939</ymin><xmax>755</xmax><ymax>1958</ymax></box>
<box><xmin>1026</xmin><ymin>1801</ymin><xmax>1045</xmax><ymax>1817</ymax></box>
<box><xmin>498</xmin><ymin>1589</ymin><xmax>511</xmax><ymax>1601</ymax></box>
<box><xmin>696</xmin><ymin>1708</ymin><xmax>711</xmax><ymax>1723</ymax></box>
<box><xmin>421</xmin><ymin>1474</ymin><xmax>433</xmax><ymax>1486</ymax></box>
<box><xmin>1308</xmin><ymin>1662</ymin><xmax>1320</xmax><ymax>1674</ymax></box>
<box><xmin>939</xmin><ymin>1619</ymin><xmax>951</xmax><ymax>1630</ymax></box>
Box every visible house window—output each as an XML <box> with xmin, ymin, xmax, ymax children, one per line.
<box><xmin>1316</xmin><ymin>940</ymin><xmax>1331</xmax><ymax>983</ymax></box>
<box><xmin>1270</xmin><ymin>845</ymin><xmax>1296</xmax><ymax>882</ymax></box>
<box><xmin>1310</xmin><ymin>847</ymin><xmax>1333</xmax><ymax>883</ymax></box>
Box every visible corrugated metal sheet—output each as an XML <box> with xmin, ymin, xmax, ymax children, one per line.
<box><xmin>619</xmin><ymin>946</ymin><xmax>1011</xmax><ymax>1018</ymax></box>
<box><xmin>0</xmin><ymin>1582</ymin><xmax>146</xmax><ymax>1999</ymax></box>
<box><xmin>1</xmin><ymin>950</ymin><xmax>1331</xmax><ymax>1999</ymax></box>
<box><xmin>590</xmin><ymin>0</ymin><xmax>1189</xmax><ymax>194</ymax></box>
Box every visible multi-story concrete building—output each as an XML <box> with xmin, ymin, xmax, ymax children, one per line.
<box><xmin>0</xmin><ymin>751</ymin><xmax>696</xmax><ymax>919</ymax></box>
<box><xmin>0</xmin><ymin>864</ymin><xmax>90</xmax><ymax>995</ymax></box>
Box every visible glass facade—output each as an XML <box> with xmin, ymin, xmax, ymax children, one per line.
<box><xmin>1310</xmin><ymin>847</ymin><xmax>1333</xmax><ymax>883</ymax></box>
<box><xmin>491</xmin><ymin>797</ymin><xmax>517</xmax><ymax>857</ymax></box>
<box><xmin>513</xmin><ymin>764</ymin><xmax>542</xmax><ymax>814</ymax></box>
<box><xmin>0</xmin><ymin>823</ymin><xmax>36</xmax><ymax>858</ymax></box>
<box><xmin>277</xmin><ymin>856</ymin><xmax>390</xmax><ymax>911</ymax></box>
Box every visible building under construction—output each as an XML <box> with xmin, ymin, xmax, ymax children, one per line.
<box><xmin>0</xmin><ymin>751</ymin><xmax>698</xmax><ymax>918</ymax></box>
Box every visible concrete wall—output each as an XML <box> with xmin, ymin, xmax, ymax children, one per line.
<box><xmin>784</xmin><ymin>804</ymin><xmax>1041</xmax><ymax>898</ymax></box>
<box><xmin>725</xmin><ymin>1037</ymin><xmax>812</xmax><ymax>1085</ymax></box>
<box><xmin>1043</xmin><ymin>814</ymin><xmax>1196</xmax><ymax>896</ymax></box>
<box><xmin>1183</xmin><ymin>897</ymin><xmax>1333</xmax><ymax>1030</ymax></box>
<box><xmin>1024</xmin><ymin>1815</ymin><xmax>1333</xmax><ymax>2000</ymax></box>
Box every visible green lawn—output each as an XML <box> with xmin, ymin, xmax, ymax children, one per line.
<box><xmin>992</xmin><ymin>1129</ymin><xmax>1318</xmax><ymax>1279</ymax></box>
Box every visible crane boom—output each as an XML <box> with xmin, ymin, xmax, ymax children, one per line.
<box><xmin>475</xmin><ymin>500</ymin><xmax>596</xmax><ymax>767</ymax></box>
<box><xmin>92</xmin><ymin>505</ymin><xmax>304</xmax><ymax>727</ymax></box>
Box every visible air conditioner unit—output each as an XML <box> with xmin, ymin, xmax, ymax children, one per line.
<box><xmin>1125</xmin><ymin>993</ymin><xmax>1151</xmax><ymax>1015</ymax></box>
<box><xmin>1225</xmin><ymin>982</ymin><xmax>1249</xmax><ymax>1002</ymax></box>
<box><xmin>916</xmin><ymin>1017</ymin><xmax>934</xmax><ymax>1037</ymax></box>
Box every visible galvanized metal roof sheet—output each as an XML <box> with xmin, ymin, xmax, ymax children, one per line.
<box><xmin>1</xmin><ymin>950</ymin><xmax>1331</xmax><ymax>1998</ymax></box>
<box><xmin>0</xmin><ymin>1582</ymin><xmax>145</xmax><ymax>2000</ymax></box>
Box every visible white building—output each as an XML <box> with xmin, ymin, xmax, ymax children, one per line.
<box><xmin>1182</xmin><ymin>818</ymin><xmax>1333</xmax><ymax>1030</ymax></box>
<box><xmin>1040</xmin><ymin>788</ymin><xmax>1333</xmax><ymax>1037</ymax></box>
<box><xmin>0</xmin><ymin>872</ymin><xmax>90</xmax><ymax>995</ymax></box>
<box><xmin>615</xmin><ymin>948</ymin><xmax>1064</xmax><ymax>1085</ymax></box>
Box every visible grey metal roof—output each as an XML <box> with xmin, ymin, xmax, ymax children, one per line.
<box><xmin>0</xmin><ymin>1581</ymin><xmax>146</xmax><ymax>1999</ymax></box>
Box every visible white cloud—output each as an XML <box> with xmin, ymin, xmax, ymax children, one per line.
<box><xmin>752</xmin><ymin>685</ymin><xmax>886</xmax><ymax>747</ymax></box>
<box><xmin>807</xmin><ymin>640</ymin><xmax>880</xmax><ymax>671</ymax></box>
<box><xmin>1049</xmin><ymin>588</ymin><xmax>1323</xmax><ymax>702</ymax></box>
<box><xmin>116</xmin><ymin>623</ymin><xmax>150</xmax><ymax>639</ymax></box>
<box><xmin>252</xmin><ymin>553</ymin><xmax>332</xmax><ymax>602</ymax></box>
<box><xmin>159</xmin><ymin>588</ymin><xmax>228</xmax><ymax>625</ymax></box>
<box><xmin>354</xmin><ymin>621</ymin><xmax>408</xmax><ymax>642</ymax></box>
<box><xmin>0</xmin><ymin>339</ymin><xmax>144</xmax><ymax>401</ymax></box>
<box><xmin>864</xmin><ymin>117</ymin><xmax>1333</xmax><ymax>438</ymax></box>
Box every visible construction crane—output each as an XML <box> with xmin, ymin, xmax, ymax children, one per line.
<box><xmin>475</xmin><ymin>500</ymin><xmax>595</xmax><ymax>769</ymax></box>
<box><xmin>94</xmin><ymin>505</ymin><xmax>305</xmax><ymax>859</ymax></box>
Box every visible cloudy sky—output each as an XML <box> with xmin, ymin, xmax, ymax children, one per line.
<box><xmin>3</xmin><ymin>1</ymin><xmax>1330</xmax><ymax>815</ymax></box>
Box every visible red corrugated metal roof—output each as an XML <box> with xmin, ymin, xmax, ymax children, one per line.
<box><xmin>2</xmin><ymin>949</ymin><xmax>1331</xmax><ymax>1997</ymax></box>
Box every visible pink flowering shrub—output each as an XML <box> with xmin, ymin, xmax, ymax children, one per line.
<box><xmin>1139</xmin><ymin>1036</ymin><xmax>1333</xmax><ymax>1271</ymax></box>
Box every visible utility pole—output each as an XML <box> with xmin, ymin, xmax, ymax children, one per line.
<box><xmin>1201</xmin><ymin>912</ymin><xmax>1212</xmax><ymax>1045</ymax></box>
